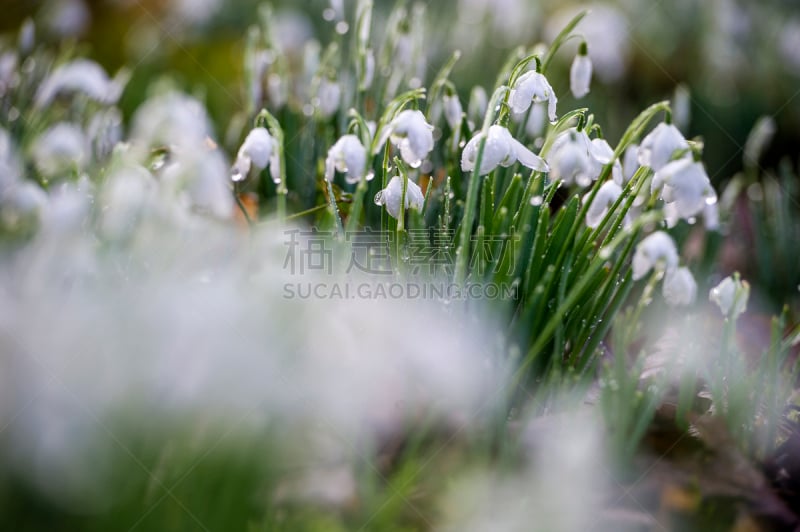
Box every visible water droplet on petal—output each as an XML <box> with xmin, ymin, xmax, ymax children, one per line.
<box><xmin>335</xmin><ymin>21</ymin><xmax>349</xmax><ymax>34</ymax></box>
<box><xmin>409</xmin><ymin>159</ymin><xmax>422</xmax><ymax>169</ymax></box>
<box><xmin>705</xmin><ymin>194</ymin><xmax>718</xmax><ymax>205</ymax></box>
<box><xmin>366</xmin><ymin>170</ymin><xmax>376</xmax><ymax>181</ymax></box>
<box><xmin>687</xmin><ymin>216</ymin><xmax>697</xmax><ymax>225</ymax></box>
<box><xmin>530</xmin><ymin>195</ymin><xmax>543</xmax><ymax>206</ymax></box>
<box><xmin>231</xmin><ymin>169</ymin><xmax>245</xmax><ymax>182</ymax></box>
<box><xmin>374</xmin><ymin>191</ymin><xmax>384</xmax><ymax>206</ymax></box>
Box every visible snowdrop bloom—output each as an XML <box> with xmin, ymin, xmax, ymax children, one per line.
<box><xmin>374</xmin><ymin>176</ymin><xmax>424</xmax><ymax>219</ymax></box>
<box><xmin>163</xmin><ymin>150</ymin><xmax>233</xmax><ymax>219</ymax></box>
<box><xmin>638</xmin><ymin>122</ymin><xmax>689</xmax><ymax>171</ymax></box>
<box><xmin>443</xmin><ymin>92</ymin><xmax>463</xmax><ymax>131</ymax></box>
<box><xmin>35</xmin><ymin>59</ymin><xmax>124</xmax><ymax>107</ymax></box>
<box><xmin>583</xmin><ymin>180</ymin><xmax>623</xmax><ymax>228</ymax></box>
<box><xmin>325</xmin><ymin>135</ymin><xmax>368</xmax><ymax>184</ymax></box>
<box><xmin>590</xmin><ymin>138</ymin><xmax>623</xmax><ymax>184</ymax></box>
<box><xmin>570</xmin><ymin>43</ymin><xmax>592</xmax><ymax>99</ymax></box>
<box><xmin>631</xmin><ymin>231</ymin><xmax>679</xmax><ymax>280</ymax></box>
<box><xmin>509</xmin><ymin>70</ymin><xmax>557</xmax><ymax>122</ymax></box>
<box><xmin>30</xmin><ymin>122</ymin><xmax>88</xmax><ymax>178</ymax></box>
<box><xmin>468</xmin><ymin>86</ymin><xmax>488</xmax><ymax>126</ymax></box>
<box><xmin>546</xmin><ymin>129</ymin><xmax>604</xmax><ymax>187</ymax></box>
<box><xmin>622</xmin><ymin>143</ymin><xmax>640</xmax><ymax>184</ymax></box>
<box><xmin>652</xmin><ymin>157</ymin><xmax>716</xmax><ymax>220</ymax></box>
<box><xmin>132</xmin><ymin>92</ymin><xmax>212</xmax><ymax>153</ymax></box>
<box><xmin>1</xmin><ymin>182</ymin><xmax>48</xmax><ymax>229</ymax></box>
<box><xmin>461</xmin><ymin>125</ymin><xmax>548</xmax><ymax>176</ymax></box>
<box><xmin>232</xmin><ymin>127</ymin><xmax>278</xmax><ymax>183</ymax></box>
<box><xmin>378</xmin><ymin>110</ymin><xmax>434</xmax><ymax>168</ymax></box>
<box><xmin>662</xmin><ymin>267</ymin><xmax>697</xmax><ymax>306</ymax></box>
<box><xmin>709</xmin><ymin>275</ymin><xmax>749</xmax><ymax>319</ymax></box>
<box><xmin>317</xmin><ymin>77</ymin><xmax>341</xmax><ymax>119</ymax></box>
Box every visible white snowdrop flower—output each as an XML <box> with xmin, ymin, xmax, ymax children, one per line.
<box><xmin>622</xmin><ymin>143</ymin><xmax>640</xmax><ymax>184</ymax></box>
<box><xmin>652</xmin><ymin>157</ymin><xmax>716</xmax><ymax>220</ymax></box>
<box><xmin>100</xmin><ymin>166</ymin><xmax>153</xmax><ymax>239</ymax></box>
<box><xmin>663</xmin><ymin>267</ymin><xmax>697</xmax><ymax>306</ymax></box>
<box><xmin>132</xmin><ymin>92</ymin><xmax>212</xmax><ymax>153</ymax></box>
<box><xmin>317</xmin><ymin>77</ymin><xmax>341</xmax><ymax>119</ymax></box>
<box><xmin>468</xmin><ymin>86</ymin><xmax>488</xmax><ymax>126</ymax></box>
<box><xmin>590</xmin><ymin>138</ymin><xmax>623</xmax><ymax>184</ymax></box>
<box><xmin>509</xmin><ymin>70</ymin><xmax>557</xmax><ymax>122</ymax></box>
<box><xmin>35</xmin><ymin>59</ymin><xmax>124</xmax><ymax>108</ymax></box>
<box><xmin>42</xmin><ymin>0</ymin><xmax>90</xmax><ymax>38</ymax></box>
<box><xmin>570</xmin><ymin>43</ymin><xmax>592</xmax><ymax>99</ymax></box>
<box><xmin>461</xmin><ymin>125</ymin><xmax>548</xmax><ymax>176</ymax></box>
<box><xmin>443</xmin><ymin>92</ymin><xmax>463</xmax><ymax>131</ymax></box>
<box><xmin>19</xmin><ymin>18</ymin><xmax>35</xmax><ymax>55</ymax></box>
<box><xmin>232</xmin><ymin>127</ymin><xmax>278</xmax><ymax>183</ymax></box>
<box><xmin>709</xmin><ymin>275</ymin><xmax>749</xmax><ymax>319</ymax></box>
<box><xmin>1</xmin><ymin>182</ymin><xmax>47</xmax><ymax>229</ymax></box>
<box><xmin>31</xmin><ymin>122</ymin><xmax>88</xmax><ymax>178</ymax></box>
<box><xmin>0</xmin><ymin>128</ymin><xmax>23</xmax><ymax>190</ymax></box>
<box><xmin>638</xmin><ymin>122</ymin><xmax>689</xmax><ymax>171</ymax></box>
<box><xmin>87</xmin><ymin>108</ymin><xmax>123</xmax><ymax>160</ymax></box>
<box><xmin>584</xmin><ymin>180</ymin><xmax>622</xmax><ymax>228</ymax></box>
<box><xmin>267</xmin><ymin>73</ymin><xmax>288</xmax><ymax>110</ymax></box>
<box><xmin>379</xmin><ymin>110</ymin><xmax>434</xmax><ymax>168</ymax></box>
<box><xmin>632</xmin><ymin>231</ymin><xmax>679</xmax><ymax>281</ymax></box>
<box><xmin>359</xmin><ymin>49</ymin><xmax>375</xmax><ymax>90</ymax></box>
<box><xmin>522</xmin><ymin>101</ymin><xmax>547</xmax><ymax>139</ymax></box>
<box><xmin>374</xmin><ymin>175</ymin><xmax>424</xmax><ymax>219</ymax></box>
<box><xmin>325</xmin><ymin>135</ymin><xmax>368</xmax><ymax>184</ymax></box>
<box><xmin>0</xmin><ymin>53</ymin><xmax>17</xmax><ymax>87</ymax></box>
<box><xmin>545</xmin><ymin>129</ymin><xmax>599</xmax><ymax>187</ymax></box>
<box><xmin>163</xmin><ymin>151</ymin><xmax>233</xmax><ymax>219</ymax></box>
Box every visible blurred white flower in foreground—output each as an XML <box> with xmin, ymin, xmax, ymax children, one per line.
<box><xmin>377</xmin><ymin>110</ymin><xmax>435</xmax><ymax>168</ymax></box>
<box><xmin>570</xmin><ymin>43</ymin><xmax>592</xmax><ymax>99</ymax></box>
<box><xmin>35</xmin><ymin>59</ymin><xmax>125</xmax><ymax>107</ymax></box>
<box><xmin>663</xmin><ymin>266</ymin><xmax>697</xmax><ymax>306</ymax></box>
<box><xmin>232</xmin><ymin>127</ymin><xmax>278</xmax><ymax>183</ymax></box>
<box><xmin>325</xmin><ymin>134</ymin><xmax>368</xmax><ymax>184</ymax></box>
<box><xmin>632</xmin><ymin>231</ymin><xmax>678</xmax><ymax>280</ymax></box>
<box><xmin>374</xmin><ymin>175</ymin><xmax>424</xmax><ymax>219</ymax></box>
<box><xmin>461</xmin><ymin>125</ymin><xmax>548</xmax><ymax>176</ymax></box>
<box><xmin>638</xmin><ymin>122</ymin><xmax>689</xmax><ymax>172</ymax></box>
<box><xmin>591</xmin><ymin>138</ymin><xmax>624</xmax><ymax>184</ymax></box>
<box><xmin>316</xmin><ymin>77</ymin><xmax>341</xmax><ymax>119</ymax></box>
<box><xmin>509</xmin><ymin>70</ymin><xmax>557</xmax><ymax>122</ymax></box>
<box><xmin>30</xmin><ymin>123</ymin><xmax>88</xmax><ymax>178</ymax></box>
<box><xmin>443</xmin><ymin>92</ymin><xmax>464</xmax><ymax>131</ymax></box>
<box><xmin>710</xmin><ymin>275</ymin><xmax>749</xmax><ymax>319</ymax></box>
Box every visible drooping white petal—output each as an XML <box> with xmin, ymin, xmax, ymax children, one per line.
<box><xmin>570</xmin><ymin>54</ymin><xmax>592</xmax><ymax>99</ymax></box>
<box><xmin>546</xmin><ymin>129</ymin><xmax>596</xmax><ymax>187</ymax></box>
<box><xmin>461</xmin><ymin>125</ymin><xmax>546</xmax><ymax>176</ymax></box>
<box><xmin>30</xmin><ymin>122</ymin><xmax>88</xmax><ymax>178</ymax></box>
<box><xmin>653</xmin><ymin>157</ymin><xmax>716</xmax><ymax>220</ymax></box>
<box><xmin>35</xmin><ymin>59</ymin><xmax>124</xmax><ymax>107</ymax></box>
<box><xmin>374</xmin><ymin>175</ymin><xmax>424</xmax><ymax>219</ymax></box>
<box><xmin>589</xmin><ymin>138</ymin><xmax>623</xmax><ymax>184</ymax></box>
<box><xmin>631</xmin><ymin>231</ymin><xmax>679</xmax><ymax>280</ymax></box>
<box><xmin>663</xmin><ymin>267</ymin><xmax>697</xmax><ymax>306</ymax></box>
<box><xmin>443</xmin><ymin>93</ymin><xmax>463</xmax><ymax>131</ymax></box>
<box><xmin>233</xmin><ymin>127</ymin><xmax>274</xmax><ymax>182</ymax></box>
<box><xmin>621</xmin><ymin>143</ymin><xmax>640</xmax><ymax>184</ymax></box>
<box><xmin>317</xmin><ymin>78</ymin><xmax>341</xmax><ymax>119</ymax></box>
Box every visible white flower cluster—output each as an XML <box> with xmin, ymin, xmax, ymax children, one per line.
<box><xmin>632</xmin><ymin>231</ymin><xmax>697</xmax><ymax>306</ymax></box>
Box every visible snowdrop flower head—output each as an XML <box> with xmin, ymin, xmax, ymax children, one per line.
<box><xmin>570</xmin><ymin>42</ymin><xmax>592</xmax><ymax>99</ymax></box>
<box><xmin>325</xmin><ymin>134</ymin><xmax>368</xmax><ymax>184</ymax></box>
<box><xmin>232</xmin><ymin>127</ymin><xmax>277</xmax><ymax>183</ymax></box>
<box><xmin>31</xmin><ymin>122</ymin><xmax>88</xmax><ymax>178</ymax></box>
<box><xmin>546</xmin><ymin>129</ymin><xmax>598</xmax><ymax>187</ymax></box>
<box><xmin>132</xmin><ymin>92</ymin><xmax>212</xmax><ymax>154</ymax></box>
<box><xmin>663</xmin><ymin>267</ymin><xmax>697</xmax><ymax>306</ymax></box>
<box><xmin>622</xmin><ymin>143</ymin><xmax>640</xmax><ymax>184</ymax></box>
<box><xmin>1</xmin><ymin>182</ymin><xmax>48</xmax><ymax>230</ymax></box>
<box><xmin>632</xmin><ymin>231</ymin><xmax>679</xmax><ymax>280</ymax></box>
<box><xmin>590</xmin><ymin>138</ymin><xmax>623</xmax><ymax>184</ymax></box>
<box><xmin>584</xmin><ymin>180</ymin><xmax>622</xmax><ymax>228</ymax></box>
<box><xmin>638</xmin><ymin>122</ymin><xmax>689</xmax><ymax>171</ymax></box>
<box><xmin>35</xmin><ymin>59</ymin><xmax>124</xmax><ymax>108</ymax></box>
<box><xmin>710</xmin><ymin>274</ymin><xmax>749</xmax><ymax>319</ymax></box>
<box><xmin>652</xmin><ymin>157</ymin><xmax>716</xmax><ymax>220</ymax></box>
<box><xmin>468</xmin><ymin>86</ymin><xmax>488</xmax><ymax>126</ymax></box>
<box><xmin>509</xmin><ymin>70</ymin><xmax>557</xmax><ymax>122</ymax></box>
<box><xmin>382</xmin><ymin>110</ymin><xmax>434</xmax><ymax>168</ymax></box>
<box><xmin>443</xmin><ymin>91</ymin><xmax>463</xmax><ymax>131</ymax></box>
<box><xmin>317</xmin><ymin>77</ymin><xmax>341</xmax><ymax>119</ymax></box>
<box><xmin>374</xmin><ymin>175</ymin><xmax>424</xmax><ymax>219</ymax></box>
<box><xmin>461</xmin><ymin>125</ymin><xmax>548</xmax><ymax>176</ymax></box>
